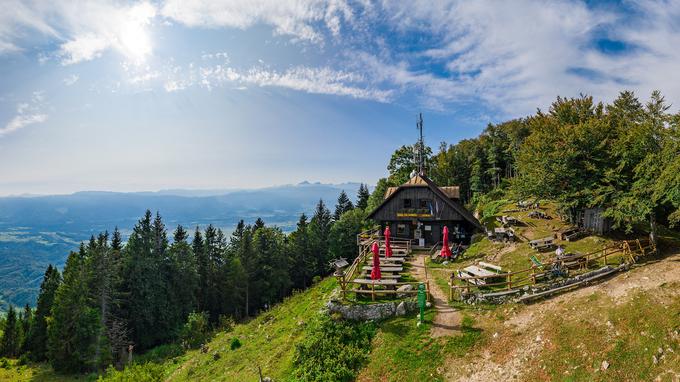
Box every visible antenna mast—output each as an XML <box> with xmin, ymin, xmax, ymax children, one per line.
<box><xmin>416</xmin><ymin>113</ymin><xmax>424</xmax><ymax>175</ymax></box>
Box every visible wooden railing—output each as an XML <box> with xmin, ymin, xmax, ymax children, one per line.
<box><xmin>447</xmin><ymin>239</ymin><xmax>656</xmax><ymax>301</ymax></box>
<box><xmin>338</xmin><ymin>232</ymin><xmax>417</xmax><ymax>301</ymax></box>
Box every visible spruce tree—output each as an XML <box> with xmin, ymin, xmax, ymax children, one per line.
<box><xmin>166</xmin><ymin>225</ymin><xmax>199</xmax><ymax>330</ymax></box>
<box><xmin>119</xmin><ymin>210</ymin><xmax>169</xmax><ymax>351</ymax></box>
<box><xmin>111</xmin><ymin>227</ymin><xmax>123</xmax><ymax>251</ymax></box>
<box><xmin>48</xmin><ymin>247</ymin><xmax>100</xmax><ymax>372</ymax></box>
<box><xmin>289</xmin><ymin>213</ymin><xmax>314</xmax><ymax>289</ymax></box>
<box><xmin>309</xmin><ymin>199</ymin><xmax>332</xmax><ymax>275</ymax></box>
<box><xmin>0</xmin><ymin>305</ymin><xmax>18</xmax><ymax>357</ymax></box>
<box><xmin>19</xmin><ymin>304</ymin><xmax>32</xmax><ymax>353</ymax></box>
<box><xmin>356</xmin><ymin>184</ymin><xmax>370</xmax><ymax>210</ymax></box>
<box><xmin>26</xmin><ymin>264</ymin><xmax>61</xmax><ymax>361</ymax></box>
<box><xmin>334</xmin><ymin>191</ymin><xmax>354</xmax><ymax>221</ymax></box>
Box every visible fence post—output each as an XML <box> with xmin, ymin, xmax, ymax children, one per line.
<box><xmin>371</xmin><ymin>281</ymin><xmax>375</xmax><ymax>302</ymax></box>
<box><xmin>426</xmin><ymin>280</ymin><xmax>431</xmax><ymax>302</ymax></box>
<box><xmin>506</xmin><ymin>274</ymin><xmax>512</xmax><ymax>290</ymax></box>
<box><xmin>449</xmin><ymin>273</ymin><xmax>454</xmax><ymax>302</ymax></box>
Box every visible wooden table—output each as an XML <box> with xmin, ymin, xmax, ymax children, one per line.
<box><xmin>463</xmin><ymin>265</ymin><xmax>498</xmax><ymax>278</ymax></box>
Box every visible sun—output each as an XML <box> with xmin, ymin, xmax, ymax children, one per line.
<box><xmin>117</xmin><ymin>2</ymin><xmax>156</xmax><ymax>64</ymax></box>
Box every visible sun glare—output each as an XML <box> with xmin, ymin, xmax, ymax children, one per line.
<box><xmin>117</xmin><ymin>2</ymin><xmax>156</xmax><ymax>64</ymax></box>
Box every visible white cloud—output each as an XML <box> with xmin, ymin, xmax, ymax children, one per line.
<box><xmin>63</xmin><ymin>74</ymin><xmax>79</xmax><ymax>86</ymax></box>
<box><xmin>160</xmin><ymin>0</ymin><xmax>354</xmax><ymax>43</ymax></box>
<box><xmin>0</xmin><ymin>1</ymin><xmax>157</xmax><ymax>65</ymax></box>
<box><xmin>0</xmin><ymin>91</ymin><xmax>48</xmax><ymax>137</ymax></box>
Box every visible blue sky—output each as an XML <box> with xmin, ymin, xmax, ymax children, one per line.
<box><xmin>1</xmin><ymin>0</ymin><xmax>679</xmax><ymax>196</ymax></box>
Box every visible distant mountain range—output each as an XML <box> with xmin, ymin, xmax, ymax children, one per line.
<box><xmin>0</xmin><ymin>182</ymin><xmax>365</xmax><ymax>311</ymax></box>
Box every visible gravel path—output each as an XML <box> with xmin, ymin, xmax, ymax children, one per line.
<box><xmin>410</xmin><ymin>253</ymin><xmax>462</xmax><ymax>337</ymax></box>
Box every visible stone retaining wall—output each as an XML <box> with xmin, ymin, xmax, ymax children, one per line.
<box><xmin>325</xmin><ymin>299</ymin><xmax>419</xmax><ymax>321</ymax></box>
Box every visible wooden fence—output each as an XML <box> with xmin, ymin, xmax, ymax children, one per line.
<box><xmin>447</xmin><ymin>238</ymin><xmax>656</xmax><ymax>301</ymax></box>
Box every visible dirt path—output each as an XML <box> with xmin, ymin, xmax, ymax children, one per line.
<box><xmin>410</xmin><ymin>253</ymin><xmax>462</xmax><ymax>337</ymax></box>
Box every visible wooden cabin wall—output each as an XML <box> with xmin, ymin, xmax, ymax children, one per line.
<box><xmin>370</xmin><ymin>187</ymin><xmax>463</xmax><ymax>221</ymax></box>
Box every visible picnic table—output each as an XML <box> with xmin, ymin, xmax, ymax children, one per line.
<box><xmin>457</xmin><ymin>263</ymin><xmax>504</xmax><ymax>286</ymax></box>
<box><xmin>490</xmin><ymin>227</ymin><xmax>515</xmax><ymax>242</ymax></box>
<box><xmin>497</xmin><ymin>215</ymin><xmax>519</xmax><ymax>226</ymax></box>
<box><xmin>529</xmin><ymin>236</ymin><xmax>555</xmax><ymax>251</ymax></box>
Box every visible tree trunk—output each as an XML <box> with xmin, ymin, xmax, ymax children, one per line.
<box><xmin>245</xmin><ymin>283</ymin><xmax>249</xmax><ymax>317</ymax></box>
<box><xmin>649</xmin><ymin>213</ymin><xmax>657</xmax><ymax>249</ymax></box>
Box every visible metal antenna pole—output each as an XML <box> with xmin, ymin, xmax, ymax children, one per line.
<box><xmin>416</xmin><ymin>113</ymin><xmax>424</xmax><ymax>175</ymax></box>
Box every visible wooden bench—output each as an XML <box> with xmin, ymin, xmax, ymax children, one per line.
<box><xmin>478</xmin><ymin>261</ymin><xmax>503</xmax><ymax>274</ymax></box>
<box><xmin>362</xmin><ymin>273</ymin><xmax>401</xmax><ymax>279</ymax></box>
<box><xmin>362</xmin><ymin>266</ymin><xmax>403</xmax><ymax>273</ymax></box>
<box><xmin>352</xmin><ymin>278</ymin><xmax>398</xmax><ymax>285</ymax></box>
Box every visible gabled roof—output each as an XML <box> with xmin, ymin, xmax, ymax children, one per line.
<box><xmin>369</xmin><ymin>173</ymin><xmax>483</xmax><ymax>231</ymax></box>
<box><xmin>384</xmin><ymin>179</ymin><xmax>459</xmax><ymax>199</ymax></box>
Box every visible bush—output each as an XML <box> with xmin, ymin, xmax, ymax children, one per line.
<box><xmin>133</xmin><ymin>343</ymin><xmax>183</xmax><ymax>365</ymax></box>
<box><xmin>98</xmin><ymin>363</ymin><xmax>164</xmax><ymax>382</ymax></box>
<box><xmin>0</xmin><ymin>358</ymin><xmax>9</xmax><ymax>369</ymax></box>
<box><xmin>312</xmin><ymin>275</ymin><xmax>322</xmax><ymax>284</ymax></box>
<box><xmin>218</xmin><ymin>315</ymin><xmax>235</xmax><ymax>332</ymax></box>
<box><xmin>17</xmin><ymin>353</ymin><xmax>30</xmax><ymax>366</ymax></box>
<box><xmin>292</xmin><ymin>315</ymin><xmax>376</xmax><ymax>382</ymax></box>
<box><xmin>179</xmin><ymin>312</ymin><xmax>211</xmax><ymax>349</ymax></box>
<box><xmin>229</xmin><ymin>337</ymin><xmax>241</xmax><ymax>350</ymax></box>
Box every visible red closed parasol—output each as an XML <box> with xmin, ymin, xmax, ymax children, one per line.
<box><xmin>384</xmin><ymin>226</ymin><xmax>393</xmax><ymax>258</ymax></box>
<box><xmin>440</xmin><ymin>226</ymin><xmax>452</xmax><ymax>259</ymax></box>
<box><xmin>370</xmin><ymin>242</ymin><xmax>382</xmax><ymax>280</ymax></box>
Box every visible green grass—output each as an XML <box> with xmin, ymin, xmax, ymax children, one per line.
<box><xmin>166</xmin><ymin>278</ymin><xmax>338</xmax><ymax>381</ymax></box>
<box><xmin>523</xmin><ymin>284</ymin><xmax>680</xmax><ymax>381</ymax></box>
<box><xmin>357</xmin><ymin>312</ymin><xmax>483</xmax><ymax>381</ymax></box>
<box><xmin>0</xmin><ymin>359</ymin><xmax>93</xmax><ymax>382</ymax></box>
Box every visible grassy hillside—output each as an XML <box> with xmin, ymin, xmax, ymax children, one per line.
<box><xmin>165</xmin><ymin>278</ymin><xmax>338</xmax><ymax>381</ymax></box>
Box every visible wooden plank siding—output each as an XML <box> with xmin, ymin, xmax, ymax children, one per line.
<box><xmin>369</xmin><ymin>186</ymin><xmax>463</xmax><ymax>222</ymax></box>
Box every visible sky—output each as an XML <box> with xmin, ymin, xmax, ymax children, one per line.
<box><xmin>1</xmin><ymin>0</ymin><xmax>679</xmax><ymax>196</ymax></box>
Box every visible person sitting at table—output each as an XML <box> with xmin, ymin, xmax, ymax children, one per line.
<box><xmin>555</xmin><ymin>245</ymin><xmax>565</xmax><ymax>258</ymax></box>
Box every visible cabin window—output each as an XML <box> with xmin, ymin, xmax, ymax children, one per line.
<box><xmin>397</xmin><ymin>224</ymin><xmax>406</xmax><ymax>235</ymax></box>
<box><xmin>424</xmin><ymin>225</ymin><xmax>432</xmax><ymax>231</ymax></box>
<box><xmin>403</xmin><ymin>198</ymin><xmax>412</xmax><ymax>208</ymax></box>
<box><xmin>419</xmin><ymin>199</ymin><xmax>431</xmax><ymax>209</ymax></box>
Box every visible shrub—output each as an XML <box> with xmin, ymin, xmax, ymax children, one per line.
<box><xmin>292</xmin><ymin>315</ymin><xmax>376</xmax><ymax>382</ymax></box>
<box><xmin>218</xmin><ymin>315</ymin><xmax>235</xmax><ymax>332</ymax></box>
<box><xmin>133</xmin><ymin>343</ymin><xmax>183</xmax><ymax>364</ymax></box>
<box><xmin>98</xmin><ymin>363</ymin><xmax>164</xmax><ymax>382</ymax></box>
<box><xmin>0</xmin><ymin>358</ymin><xmax>9</xmax><ymax>369</ymax></box>
<box><xmin>179</xmin><ymin>312</ymin><xmax>211</xmax><ymax>349</ymax></box>
<box><xmin>17</xmin><ymin>353</ymin><xmax>30</xmax><ymax>366</ymax></box>
<box><xmin>229</xmin><ymin>337</ymin><xmax>241</xmax><ymax>350</ymax></box>
<box><xmin>312</xmin><ymin>276</ymin><xmax>322</xmax><ymax>284</ymax></box>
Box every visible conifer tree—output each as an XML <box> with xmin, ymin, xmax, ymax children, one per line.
<box><xmin>48</xmin><ymin>247</ymin><xmax>100</xmax><ymax>372</ymax></box>
<box><xmin>356</xmin><ymin>184</ymin><xmax>370</xmax><ymax>210</ymax></box>
<box><xmin>19</xmin><ymin>304</ymin><xmax>32</xmax><ymax>353</ymax></box>
<box><xmin>334</xmin><ymin>191</ymin><xmax>354</xmax><ymax>221</ymax></box>
<box><xmin>26</xmin><ymin>264</ymin><xmax>61</xmax><ymax>361</ymax></box>
<box><xmin>166</xmin><ymin>225</ymin><xmax>199</xmax><ymax>329</ymax></box>
<box><xmin>253</xmin><ymin>218</ymin><xmax>265</xmax><ymax>231</ymax></box>
<box><xmin>289</xmin><ymin>213</ymin><xmax>314</xmax><ymax>289</ymax></box>
<box><xmin>119</xmin><ymin>210</ymin><xmax>169</xmax><ymax>351</ymax></box>
<box><xmin>0</xmin><ymin>305</ymin><xmax>19</xmax><ymax>357</ymax></box>
<box><xmin>111</xmin><ymin>227</ymin><xmax>123</xmax><ymax>251</ymax></box>
<box><xmin>309</xmin><ymin>199</ymin><xmax>333</xmax><ymax>275</ymax></box>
